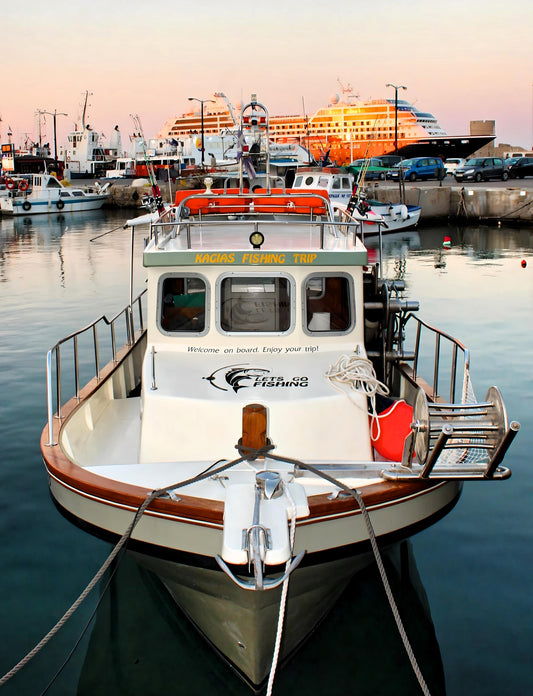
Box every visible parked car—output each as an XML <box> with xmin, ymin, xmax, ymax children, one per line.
<box><xmin>503</xmin><ymin>157</ymin><xmax>521</xmax><ymax>168</ymax></box>
<box><xmin>345</xmin><ymin>158</ymin><xmax>391</xmax><ymax>180</ymax></box>
<box><xmin>507</xmin><ymin>157</ymin><xmax>533</xmax><ymax>178</ymax></box>
<box><xmin>444</xmin><ymin>158</ymin><xmax>466</xmax><ymax>176</ymax></box>
<box><xmin>454</xmin><ymin>157</ymin><xmax>509</xmax><ymax>182</ymax></box>
<box><xmin>387</xmin><ymin>157</ymin><xmax>445</xmax><ymax>181</ymax></box>
<box><xmin>375</xmin><ymin>155</ymin><xmax>401</xmax><ymax>168</ymax></box>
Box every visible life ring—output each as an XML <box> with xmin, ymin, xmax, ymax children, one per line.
<box><xmin>371</xmin><ymin>398</ymin><xmax>414</xmax><ymax>461</ymax></box>
<box><xmin>22</xmin><ymin>201</ymin><xmax>31</xmax><ymax>211</ymax></box>
<box><xmin>6</xmin><ymin>179</ymin><xmax>16</xmax><ymax>190</ymax></box>
<box><xmin>18</xmin><ymin>180</ymin><xmax>29</xmax><ymax>191</ymax></box>
<box><xmin>56</xmin><ymin>200</ymin><xmax>65</xmax><ymax>210</ymax></box>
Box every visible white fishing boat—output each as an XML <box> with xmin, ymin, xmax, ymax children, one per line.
<box><xmin>0</xmin><ymin>172</ymin><xmax>110</xmax><ymax>216</ymax></box>
<box><xmin>292</xmin><ymin>167</ymin><xmax>421</xmax><ymax>234</ymax></box>
<box><xmin>58</xmin><ymin>91</ymin><xmax>119</xmax><ymax>179</ymax></box>
<box><xmin>41</xmin><ymin>99</ymin><xmax>518</xmax><ymax>691</ymax></box>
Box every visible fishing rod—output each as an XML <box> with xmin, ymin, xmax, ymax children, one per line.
<box><xmin>130</xmin><ymin>114</ymin><xmax>165</xmax><ymax>215</ymax></box>
<box><xmin>346</xmin><ymin>118</ymin><xmax>380</xmax><ymax>216</ymax></box>
<box><xmin>89</xmin><ymin>223</ymin><xmax>127</xmax><ymax>242</ymax></box>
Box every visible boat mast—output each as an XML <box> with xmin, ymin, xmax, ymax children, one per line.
<box><xmin>130</xmin><ymin>114</ymin><xmax>165</xmax><ymax>215</ymax></box>
<box><xmin>80</xmin><ymin>91</ymin><xmax>92</xmax><ymax>130</ymax></box>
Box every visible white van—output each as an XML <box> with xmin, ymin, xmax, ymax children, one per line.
<box><xmin>444</xmin><ymin>158</ymin><xmax>466</xmax><ymax>175</ymax></box>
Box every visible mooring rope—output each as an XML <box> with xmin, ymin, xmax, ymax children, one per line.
<box><xmin>265</xmin><ymin>482</ymin><xmax>297</xmax><ymax>696</ymax></box>
<box><xmin>457</xmin><ymin>187</ymin><xmax>468</xmax><ymax>218</ymax></box>
<box><xmin>0</xmin><ymin>455</ymin><xmax>248</xmax><ymax>688</ymax></box>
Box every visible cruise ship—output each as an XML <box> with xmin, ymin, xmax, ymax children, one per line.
<box><xmin>156</xmin><ymin>89</ymin><xmax>495</xmax><ymax>166</ymax></box>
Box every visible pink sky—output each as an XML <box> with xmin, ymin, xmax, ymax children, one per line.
<box><xmin>2</xmin><ymin>0</ymin><xmax>532</xmax><ymax>153</ymax></box>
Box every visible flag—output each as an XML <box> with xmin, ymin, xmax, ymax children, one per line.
<box><xmin>236</xmin><ymin>130</ymin><xmax>256</xmax><ymax>180</ymax></box>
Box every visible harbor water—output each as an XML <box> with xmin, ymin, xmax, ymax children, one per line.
<box><xmin>0</xmin><ymin>209</ymin><xmax>531</xmax><ymax>695</ymax></box>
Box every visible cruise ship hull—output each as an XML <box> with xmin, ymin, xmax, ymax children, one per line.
<box><xmin>293</xmin><ymin>134</ymin><xmax>495</xmax><ymax>166</ymax></box>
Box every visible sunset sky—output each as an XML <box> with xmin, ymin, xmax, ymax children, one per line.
<box><xmin>2</xmin><ymin>0</ymin><xmax>532</xmax><ymax>154</ymax></box>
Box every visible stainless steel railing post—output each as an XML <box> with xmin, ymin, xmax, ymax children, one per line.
<box><xmin>93</xmin><ymin>324</ymin><xmax>100</xmax><ymax>380</ymax></box>
<box><xmin>46</xmin><ymin>350</ymin><xmax>57</xmax><ymax>447</ymax></box>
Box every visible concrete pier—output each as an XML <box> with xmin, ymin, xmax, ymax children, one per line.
<box><xmin>105</xmin><ymin>178</ymin><xmax>533</xmax><ymax>223</ymax></box>
<box><xmin>365</xmin><ymin>182</ymin><xmax>533</xmax><ymax>223</ymax></box>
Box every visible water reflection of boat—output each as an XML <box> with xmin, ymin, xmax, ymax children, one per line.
<box><xmin>365</xmin><ymin>229</ymin><xmax>421</xmax><ymax>250</ymax></box>
<box><xmin>78</xmin><ymin>541</ymin><xmax>446</xmax><ymax>696</ymax></box>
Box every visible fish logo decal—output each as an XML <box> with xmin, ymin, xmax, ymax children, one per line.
<box><xmin>204</xmin><ymin>364</ymin><xmax>270</xmax><ymax>393</ymax></box>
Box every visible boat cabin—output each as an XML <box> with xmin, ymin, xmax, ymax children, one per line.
<box><xmin>139</xmin><ymin>187</ymin><xmax>372</xmax><ymax>464</ymax></box>
<box><xmin>292</xmin><ymin>169</ymin><xmax>353</xmax><ymax>204</ymax></box>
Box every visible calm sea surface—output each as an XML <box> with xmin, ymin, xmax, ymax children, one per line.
<box><xmin>0</xmin><ymin>209</ymin><xmax>531</xmax><ymax>695</ymax></box>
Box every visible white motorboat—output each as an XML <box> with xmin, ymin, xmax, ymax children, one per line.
<box><xmin>292</xmin><ymin>168</ymin><xmax>421</xmax><ymax>233</ymax></box>
<box><xmin>41</xmin><ymin>100</ymin><xmax>518</xmax><ymax>691</ymax></box>
<box><xmin>0</xmin><ymin>173</ymin><xmax>110</xmax><ymax>216</ymax></box>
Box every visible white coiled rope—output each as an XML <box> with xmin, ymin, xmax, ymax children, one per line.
<box><xmin>325</xmin><ymin>354</ymin><xmax>390</xmax><ymax>440</ymax></box>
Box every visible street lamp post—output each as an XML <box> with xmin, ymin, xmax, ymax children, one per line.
<box><xmin>385</xmin><ymin>83</ymin><xmax>407</xmax><ymax>155</ymax></box>
<box><xmin>41</xmin><ymin>109</ymin><xmax>68</xmax><ymax>162</ymax></box>
<box><xmin>188</xmin><ymin>97</ymin><xmax>215</xmax><ymax>168</ymax></box>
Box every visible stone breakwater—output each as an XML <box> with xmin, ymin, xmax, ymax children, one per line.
<box><xmin>366</xmin><ymin>182</ymin><xmax>533</xmax><ymax>223</ymax></box>
<box><xmin>104</xmin><ymin>178</ymin><xmax>200</xmax><ymax>209</ymax></box>
<box><xmin>104</xmin><ymin>179</ymin><xmax>533</xmax><ymax>223</ymax></box>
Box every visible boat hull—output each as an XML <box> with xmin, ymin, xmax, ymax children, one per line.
<box><xmin>0</xmin><ymin>196</ymin><xmax>107</xmax><ymax>216</ymax></box>
<box><xmin>131</xmin><ymin>550</ymin><xmax>368</xmax><ymax>688</ymax></box>
<box><xmin>361</xmin><ymin>204</ymin><xmax>421</xmax><ymax>235</ymax></box>
<box><xmin>45</xmin><ymin>450</ymin><xmax>461</xmax><ymax>688</ymax></box>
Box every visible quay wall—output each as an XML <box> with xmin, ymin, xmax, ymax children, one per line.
<box><xmin>365</xmin><ymin>183</ymin><xmax>533</xmax><ymax>223</ymax></box>
<box><xmin>105</xmin><ymin>179</ymin><xmax>533</xmax><ymax>223</ymax></box>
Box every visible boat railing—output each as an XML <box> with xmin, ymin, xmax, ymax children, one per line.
<box><xmin>45</xmin><ymin>290</ymin><xmax>146</xmax><ymax>446</ymax></box>
<box><xmin>384</xmin><ymin>312</ymin><xmax>520</xmax><ymax>479</ymax></box>
<box><xmin>405</xmin><ymin>313</ymin><xmax>470</xmax><ymax>404</ymax></box>
<box><xmin>149</xmin><ymin>191</ymin><xmax>364</xmax><ymax>250</ymax></box>
<box><xmin>152</xmin><ymin>216</ymin><xmax>363</xmax><ymax>251</ymax></box>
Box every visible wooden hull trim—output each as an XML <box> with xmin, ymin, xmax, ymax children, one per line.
<box><xmin>45</xmin><ymin>458</ymin><xmax>456</xmax><ymax>537</ymax></box>
<box><xmin>54</xmin><ymin>484</ymin><xmax>461</xmax><ymax>570</ymax></box>
<box><xmin>47</xmin><ymin>467</ymin><xmax>461</xmax><ymax>569</ymax></box>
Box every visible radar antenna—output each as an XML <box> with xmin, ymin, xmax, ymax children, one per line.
<box><xmin>336</xmin><ymin>78</ymin><xmax>359</xmax><ymax>101</ymax></box>
<box><xmin>337</xmin><ymin>78</ymin><xmax>359</xmax><ymax>99</ymax></box>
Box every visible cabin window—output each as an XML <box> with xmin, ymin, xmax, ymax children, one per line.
<box><xmin>304</xmin><ymin>274</ymin><xmax>353</xmax><ymax>333</ymax></box>
<box><xmin>219</xmin><ymin>275</ymin><xmax>291</xmax><ymax>333</ymax></box>
<box><xmin>160</xmin><ymin>275</ymin><xmax>207</xmax><ymax>333</ymax></box>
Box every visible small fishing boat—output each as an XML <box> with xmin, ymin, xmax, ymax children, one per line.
<box><xmin>41</xmin><ymin>99</ymin><xmax>518</xmax><ymax>692</ymax></box>
<box><xmin>292</xmin><ymin>167</ymin><xmax>421</xmax><ymax>234</ymax></box>
<box><xmin>0</xmin><ymin>172</ymin><xmax>110</xmax><ymax>216</ymax></box>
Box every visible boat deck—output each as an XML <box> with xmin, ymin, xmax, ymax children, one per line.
<box><xmin>66</xmin><ymin>396</ymin><xmax>384</xmax><ymax>500</ymax></box>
